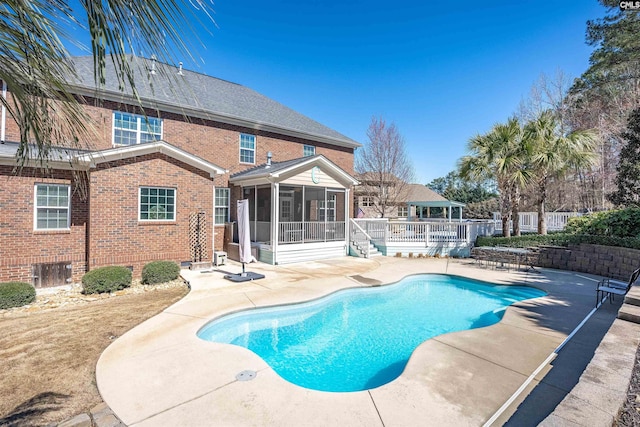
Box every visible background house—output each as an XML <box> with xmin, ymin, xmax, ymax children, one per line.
<box><xmin>354</xmin><ymin>179</ymin><xmax>464</xmax><ymax>220</ymax></box>
<box><xmin>0</xmin><ymin>56</ymin><xmax>360</xmax><ymax>285</ymax></box>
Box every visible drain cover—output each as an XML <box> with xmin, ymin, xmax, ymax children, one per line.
<box><xmin>236</xmin><ymin>370</ymin><xmax>257</xmax><ymax>381</ymax></box>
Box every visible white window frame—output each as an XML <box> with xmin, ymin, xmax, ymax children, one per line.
<box><xmin>239</xmin><ymin>133</ymin><xmax>256</xmax><ymax>164</ymax></box>
<box><xmin>112</xmin><ymin>111</ymin><xmax>163</xmax><ymax>146</ymax></box>
<box><xmin>398</xmin><ymin>206</ymin><xmax>408</xmax><ymax>217</ymax></box>
<box><xmin>303</xmin><ymin>145</ymin><xmax>316</xmax><ymax>157</ymax></box>
<box><xmin>361</xmin><ymin>196</ymin><xmax>374</xmax><ymax>207</ymax></box>
<box><xmin>138</xmin><ymin>187</ymin><xmax>176</xmax><ymax>221</ymax></box>
<box><xmin>214</xmin><ymin>187</ymin><xmax>230</xmax><ymax>225</ymax></box>
<box><xmin>34</xmin><ymin>184</ymin><xmax>71</xmax><ymax>230</ymax></box>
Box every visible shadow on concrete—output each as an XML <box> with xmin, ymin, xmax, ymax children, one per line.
<box><xmin>504</xmin><ymin>300</ymin><xmax>621</xmax><ymax>426</ymax></box>
<box><xmin>0</xmin><ymin>392</ymin><xmax>70</xmax><ymax>427</ymax></box>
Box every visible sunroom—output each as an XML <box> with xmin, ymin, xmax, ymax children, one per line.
<box><xmin>228</xmin><ymin>155</ymin><xmax>359</xmax><ymax>264</ymax></box>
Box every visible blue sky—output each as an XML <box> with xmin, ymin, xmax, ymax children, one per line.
<box><xmin>72</xmin><ymin>1</ymin><xmax>608</xmax><ymax>184</ymax></box>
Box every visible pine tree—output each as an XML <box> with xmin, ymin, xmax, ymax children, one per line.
<box><xmin>608</xmin><ymin>109</ymin><xmax>640</xmax><ymax>207</ymax></box>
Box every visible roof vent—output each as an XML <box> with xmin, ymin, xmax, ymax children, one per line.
<box><xmin>178</xmin><ymin>62</ymin><xmax>184</xmax><ymax>75</ymax></box>
<box><xmin>150</xmin><ymin>55</ymin><xmax>157</xmax><ymax>75</ymax></box>
<box><xmin>266</xmin><ymin>151</ymin><xmax>272</xmax><ymax>168</ymax></box>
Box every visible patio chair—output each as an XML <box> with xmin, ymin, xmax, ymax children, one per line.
<box><xmin>596</xmin><ymin>267</ymin><xmax>640</xmax><ymax>306</ymax></box>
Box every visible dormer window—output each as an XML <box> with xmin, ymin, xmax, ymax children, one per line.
<box><xmin>113</xmin><ymin>112</ymin><xmax>163</xmax><ymax>146</ymax></box>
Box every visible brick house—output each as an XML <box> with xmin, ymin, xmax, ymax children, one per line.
<box><xmin>0</xmin><ymin>56</ymin><xmax>360</xmax><ymax>286</ymax></box>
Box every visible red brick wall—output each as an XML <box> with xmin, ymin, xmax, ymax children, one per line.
<box><xmin>88</xmin><ymin>153</ymin><xmax>214</xmax><ymax>278</ymax></box>
<box><xmin>0</xmin><ymin>166</ymin><xmax>88</xmax><ymax>283</ymax></box>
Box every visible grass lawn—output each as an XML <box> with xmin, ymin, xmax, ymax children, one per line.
<box><xmin>0</xmin><ymin>284</ymin><xmax>189</xmax><ymax>427</ymax></box>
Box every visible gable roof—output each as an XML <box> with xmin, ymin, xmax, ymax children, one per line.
<box><xmin>0</xmin><ymin>140</ymin><xmax>226</xmax><ymax>177</ymax></box>
<box><xmin>229</xmin><ymin>155</ymin><xmax>358</xmax><ymax>187</ymax></box>
<box><xmin>405</xmin><ymin>184</ymin><xmax>449</xmax><ymax>203</ymax></box>
<box><xmin>68</xmin><ymin>56</ymin><xmax>360</xmax><ymax>150</ymax></box>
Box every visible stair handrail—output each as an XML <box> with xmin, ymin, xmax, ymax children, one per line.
<box><xmin>350</xmin><ymin>219</ymin><xmax>372</xmax><ymax>258</ymax></box>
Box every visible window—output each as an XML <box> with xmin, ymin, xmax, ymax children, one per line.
<box><xmin>303</xmin><ymin>145</ymin><xmax>315</xmax><ymax>157</ymax></box>
<box><xmin>361</xmin><ymin>196</ymin><xmax>373</xmax><ymax>207</ymax></box>
<box><xmin>239</xmin><ymin>134</ymin><xmax>256</xmax><ymax>164</ymax></box>
<box><xmin>35</xmin><ymin>184</ymin><xmax>70</xmax><ymax>230</ymax></box>
<box><xmin>215</xmin><ymin>188</ymin><xmax>230</xmax><ymax>224</ymax></box>
<box><xmin>398</xmin><ymin>206</ymin><xmax>408</xmax><ymax>217</ymax></box>
<box><xmin>139</xmin><ymin>187</ymin><xmax>175</xmax><ymax>221</ymax></box>
<box><xmin>319</xmin><ymin>194</ymin><xmax>336</xmax><ymax>221</ymax></box>
<box><xmin>113</xmin><ymin>112</ymin><xmax>162</xmax><ymax>146</ymax></box>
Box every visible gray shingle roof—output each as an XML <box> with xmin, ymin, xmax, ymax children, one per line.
<box><xmin>68</xmin><ymin>56</ymin><xmax>360</xmax><ymax>149</ymax></box>
<box><xmin>406</xmin><ymin>184</ymin><xmax>449</xmax><ymax>203</ymax></box>
<box><xmin>230</xmin><ymin>156</ymin><xmax>315</xmax><ymax>180</ymax></box>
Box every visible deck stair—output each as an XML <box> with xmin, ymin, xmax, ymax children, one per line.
<box><xmin>618</xmin><ymin>286</ymin><xmax>640</xmax><ymax>324</ymax></box>
<box><xmin>351</xmin><ymin>240</ymin><xmax>382</xmax><ymax>258</ymax></box>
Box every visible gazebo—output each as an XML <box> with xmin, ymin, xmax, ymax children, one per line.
<box><xmin>404</xmin><ymin>184</ymin><xmax>465</xmax><ymax>222</ymax></box>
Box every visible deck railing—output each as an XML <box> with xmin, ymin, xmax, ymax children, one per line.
<box><xmin>279</xmin><ymin>221</ymin><xmax>346</xmax><ymax>244</ymax></box>
<box><xmin>354</xmin><ymin>219</ymin><xmax>483</xmax><ymax>245</ymax></box>
<box><xmin>493</xmin><ymin>211</ymin><xmax>581</xmax><ymax>233</ymax></box>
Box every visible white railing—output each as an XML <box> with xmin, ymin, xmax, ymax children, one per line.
<box><xmin>349</xmin><ymin>219</ymin><xmax>372</xmax><ymax>258</ymax></box>
<box><xmin>354</xmin><ymin>219</ymin><xmax>475</xmax><ymax>245</ymax></box>
<box><xmin>279</xmin><ymin>221</ymin><xmax>346</xmax><ymax>244</ymax></box>
<box><xmin>493</xmin><ymin>211</ymin><xmax>581</xmax><ymax>233</ymax></box>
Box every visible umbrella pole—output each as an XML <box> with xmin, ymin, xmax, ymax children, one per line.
<box><xmin>242</xmin><ymin>262</ymin><xmax>246</xmax><ymax>275</ymax></box>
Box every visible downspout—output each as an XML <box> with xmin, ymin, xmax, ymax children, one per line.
<box><xmin>1</xmin><ymin>80</ymin><xmax>7</xmax><ymax>142</ymax></box>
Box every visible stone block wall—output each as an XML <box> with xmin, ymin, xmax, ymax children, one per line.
<box><xmin>536</xmin><ymin>244</ymin><xmax>640</xmax><ymax>281</ymax></box>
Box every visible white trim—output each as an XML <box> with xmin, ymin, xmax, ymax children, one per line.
<box><xmin>112</xmin><ymin>111</ymin><xmax>163</xmax><ymax>147</ymax></box>
<box><xmin>33</xmin><ymin>183</ymin><xmax>71</xmax><ymax>231</ymax></box>
<box><xmin>75</xmin><ymin>140</ymin><xmax>227</xmax><ymax>178</ymax></box>
<box><xmin>239</xmin><ymin>133</ymin><xmax>256</xmax><ymax>165</ymax></box>
<box><xmin>138</xmin><ymin>186</ymin><xmax>177</xmax><ymax>222</ymax></box>
<box><xmin>214</xmin><ymin>187</ymin><xmax>230</xmax><ymax>225</ymax></box>
<box><xmin>230</xmin><ymin>155</ymin><xmax>359</xmax><ymax>187</ymax></box>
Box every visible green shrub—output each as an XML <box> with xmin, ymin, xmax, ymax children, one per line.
<box><xmin>141</xmin><ymin>261</ymin><xmax>180</xmax><ymax>285</ymax></box>
<box><xmin>565</xmin><ymin>208</ymin><xmax>640</xmax><ymax>238</ymax></box>
<box><xmin>82</xmin><ymin>266</ymin><xmax>132</xmax><ymax>294</ymax></box>
<box><xmin>476</xmin><ymin>233</ymin><xmax>640</xmax><ymax>250</ymax></box>
<box><xmin>0</xmin><ymin>282</ymin><xmax>36</xmax><ymax>309</ymax></box>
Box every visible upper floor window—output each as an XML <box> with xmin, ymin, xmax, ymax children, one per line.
<box><xmin>34</xmin><ymin>184</ymin><xmax>70</xmax><ymax>230</ymax></box>
<box><xmin>113</xmin><ymin>112</ymin><xmax>162</xmax><ymax>146</ymax></box>
<box><xmin>361</xmin><ymin>196</ymin><xmax>374</xmax><ymax>207</ymax></box>
<box><xmin>139</xmin><ymin>187</ymin><xmax>175</xmax><ymax>221</ymax></box>
<box><xmin>303</xmin><ymin>145</ymin><xmax>316</xmax><ymax>157</ymax></box>
<box><xmin>239</xmin><ymin>134</ymin><xmax>256</xmax><ymax>164</ymax></box>
<box><xmin>214</xmin><ymin>188</ymin><xmax>230</xmax><ymax>224</ymax></box>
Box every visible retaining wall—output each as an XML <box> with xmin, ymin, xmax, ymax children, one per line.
<box><xmin>536</xmin><ymin>244</ymin><xmax>640</xmax><ymax>280</ymax></box>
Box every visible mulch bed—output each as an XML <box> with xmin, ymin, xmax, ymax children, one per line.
<box><xmin>615</xmin><ymin>343</ymin><xmax>640</xmax><ymax>426</ymax></box>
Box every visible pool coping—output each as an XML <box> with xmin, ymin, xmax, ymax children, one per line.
<box><xmin>95</xmin><ymin>257</ymin><xmax>612</xmax><ymax>426</ymax></box>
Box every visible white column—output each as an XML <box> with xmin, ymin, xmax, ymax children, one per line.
<box><xmin>271</xmin><ymin>182</ymin><xmax>279</xmax><ymax>264</ymax></box>
<box><xmin>345</xmin><ymin>188</ymin><xmax>350</xmax><ymax>251</ymax></box>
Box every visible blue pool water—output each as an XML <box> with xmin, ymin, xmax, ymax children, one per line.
<box><xmin>197</xmin><ymin>274</ymin><xmax>545</xmax><ymax>392</ymax></box>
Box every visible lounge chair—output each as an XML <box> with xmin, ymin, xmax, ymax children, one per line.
<box><xmin>596</xmin><ymin>267</ymin><xmax>640</xmax><ymax>306</ymax></box>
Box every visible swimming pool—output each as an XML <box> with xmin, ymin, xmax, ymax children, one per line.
<box><xmin>197</xmin><ymin>274</ymin><xmax>546</xmax><ymax>392</ymax></box>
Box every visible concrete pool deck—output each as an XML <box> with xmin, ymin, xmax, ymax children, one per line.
<box><xmin>96</xmin><ymin>257</ymin><xmax>632</xmax><ymax>426</ymax></box>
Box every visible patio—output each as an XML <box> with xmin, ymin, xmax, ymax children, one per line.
<box><xmin>95</xmin><ymin>257</ymin><xmax>637</xmax><ymax>426</ymax></box>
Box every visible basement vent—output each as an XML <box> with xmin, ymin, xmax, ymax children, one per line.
<box><xmin>32</xmin><ymin>262</ymin><xmax>72</xmax><ymax>288</ymax></box>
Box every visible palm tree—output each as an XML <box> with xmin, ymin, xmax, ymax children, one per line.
<box><xmin>459</xmin><ymin>117</ymin><xmax>531</xmax><ymax>237</ymax></box>
<box><xmin>524</xmin><ymin>110</ymin><xmax>598</xmax><ymax>235</ymax></box>
<box><xmin>0</xmin><ymin>0</ymin><xmax>214</xmax><ymax>166</ymax></box>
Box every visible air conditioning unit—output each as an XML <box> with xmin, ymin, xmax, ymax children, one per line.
<box><xmin>214</xmin><ymin>251</ymin><xmax>227</xmax><ymax>267</ymax></box>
